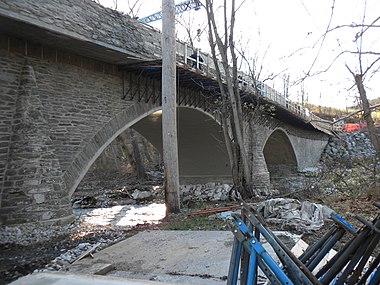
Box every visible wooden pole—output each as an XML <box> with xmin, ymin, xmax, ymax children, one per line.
<box><xmin>162</xmin><ymin>0</ymin><xmax>180</xmax><ymax>213</ymax></box>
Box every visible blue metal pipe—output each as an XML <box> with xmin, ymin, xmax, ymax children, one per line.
<box><xmin>306</xmin><ymin>228</ymin><xmax>345</xmax><ymax>272</ymax></box>
<box><xmin>227</xmin><ymin>236</ymin><xmax>242</xmax><ymax>285</ymax></box>
<box><xmin>249</xmin><ymin>237</ymin><xmax>294</xmax><ymax>285</ymax></box>
<box><xmin>246</xmin><ymin>248</ymin><xmax>258</xmax><ymax>285</ymax></box>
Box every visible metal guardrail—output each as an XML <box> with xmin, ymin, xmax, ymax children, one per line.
<box><xmin>174</xmin><ymin>41</ymin><xmax>339</xmax><ymax>133</ymax></box>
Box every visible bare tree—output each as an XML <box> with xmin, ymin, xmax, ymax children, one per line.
<box><xmin>347</xmin><ymin>66</ymin><xmax>380</xmax><ymax>155</ymax></box>
<box><xmin>126</xmin><ymin>0</ymin><xmax>143</xmax><ymax>18</ymax></box>
<box><xmin>175</xmin><ymin>12</ymin><xmax>208</xmax><ymax>51</ymax></box>
<box><xmin>344</xmin><ymin>8</ymin><xmax>380</xmax><ymax>155</ymax></box>
<box><xmin>300</xmin><ymin>0</ymin><xmax>380</xmax><ymax>155</ymax></box>
<box><xmin>100</xmin><ymin>0</ymin><xmax>143</xmax><ymax>18</ymax></box>
<box><xmin>343</xmin><ymin>10</ymin><xmax>380</xmax><ymax>156</ymax></box>
<box><xmin>205</xmin><ymin>0</ymin><xmax>261</xmax><ymax>199</ymax></box>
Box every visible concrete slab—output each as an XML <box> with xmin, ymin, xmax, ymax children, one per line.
<box><xmin>73</xmin><ymin>230</ymin><xmax>234</xmax><ymax>284</ymax></box>
<box><xmin>69</xmin><ymin>263</ymin><xmax>114</xmax><ymax>275</ymax></box>
<box><xmin>108</xmin><ymin>271</ymin><xmax>226</xmax><ymax>285</ymax></box>
<box><xmin>10</xmin><ymin>230</ymin><xmax>300</xmax><ymax>284</ymax></box>
<box><xmin>9</xmin><ymin>272</ymin><xmax>183</xmax><ymax>285</ymax></box>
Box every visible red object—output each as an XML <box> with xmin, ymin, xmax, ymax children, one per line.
<box><xmin>342</xmin><ymin>123</ymin><xmax>361</xmax><ymax>132</ymax></box>
<box><xmin>187</xmin><ymin>204</ymin><xmax>241</xmax><ymax>216</ymax></box>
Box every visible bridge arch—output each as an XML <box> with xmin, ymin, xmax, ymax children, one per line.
<box><xmin>263</xmin><ymin>128</ymin><xmax>298</xmax><ymax>177</ymax></box>
<box><xmin>65</xmin><ymin>102</ymin><xmax>162</xmax><ymax>198</ymax></box>
<box><xmin>125</xmin><ymin>106</ymin><xmax>231</xmax><ymax>185</ymax></box>
<box><xmin>65</xmin><ymin>104</ymin><xmax>231</xmax><ymax>198</ymax></box>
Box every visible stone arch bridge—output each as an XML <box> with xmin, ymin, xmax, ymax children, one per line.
<box><xmin>0</xmin><ymin>0</ymin><xmax>332</xmax><ymax>225</ymax></box>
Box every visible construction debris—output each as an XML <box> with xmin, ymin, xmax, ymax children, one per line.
<box><xmin>255</xmin><ymin>198</ymin><xmax>334</xmax><ymax>232</ymax></box>
<box><xmin>70</xmin><ymin>243</ymin><xmax>101</xmax><ymax>264</ymax></box>
<box><xmin>227</xmin><ymin>202</ymin><xmax>380</xmax><ymax>285</ymax></box>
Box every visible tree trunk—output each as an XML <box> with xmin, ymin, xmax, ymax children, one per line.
<box><xmin>205</xmin><ymin>0</ymin><xmax>256</xmax><ymax>199</ymax></box>
<box><xmin>128</xmin><ymin>129</ymin><xmax>146</xmax><ymax>181</ymax></box>
<box><xmin>110</xmin><ymin>142</ymin><xmax>121</xmax><ymax>174</ymax></box>
<box><xmin>117</xmin><ymin>133</ymin><xmax>135</xmax><ymax>173</ymax></box>
<box><xmin>354</xmin><ymin>74</ymin><xmax>380</xmax><ymax>156</ymax></box>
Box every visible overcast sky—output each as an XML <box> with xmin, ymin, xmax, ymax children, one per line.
<box><xmin>98</xmin><ymin>0</ymin><xmax>380</xmax><ymax>109</ymax></box>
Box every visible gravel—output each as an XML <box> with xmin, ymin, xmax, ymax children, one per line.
<box><xmin>0</xmin><ymin>202</ymin><xmax>165</xmax><ymax>285</ymax></box>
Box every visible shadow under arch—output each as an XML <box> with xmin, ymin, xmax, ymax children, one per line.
<box><xmin>64</xmin><ymin>103</ymin><xmax>231</xmax><ymax>199</ymax></box>
<box><xmin>132</xmin><ymin>106</ymin><xmax>231</xmax><ymax>184</ymax></box>
<box><xmin>263</xmin><ymin>128</ymin><xmax>298</xmax><ymax>178</ymax></box>
<box><xmin>64</xmin><ymin>102</ymin><xmax>162</xmax><ymax>198</ymax></box>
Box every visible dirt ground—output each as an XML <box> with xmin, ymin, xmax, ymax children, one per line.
<box><xmin>0</xmin><ymin>164</ymin><xmax>380</xmax><ymax>285</ymax></box>
<box><xmin>0</xmin><ymin>173</ymin><xmax>163</xmax><ymax>285</ymax></box>
<box><xmin>1</xmin><ymin>189</ymin><xmax>379</xmax><ymax>285</ymax></box>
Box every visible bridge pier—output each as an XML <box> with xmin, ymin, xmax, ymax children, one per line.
<box><xmin>246</xmin><ymin>124</ymin><xmax>271</xmax><ymax>193</ymax></box>
<box><xmin>0</xmin><ymin>60</ymin><xmax>74</xmax><ymax>225</ymax></box>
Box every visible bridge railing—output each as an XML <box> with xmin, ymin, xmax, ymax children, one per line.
<box><xmin>174</xmin><ymin>41</ymin><xmax>338</xmax><ymax>132</ymax></box>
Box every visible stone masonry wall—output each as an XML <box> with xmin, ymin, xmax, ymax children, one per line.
<box><xmin>0</xmin><ymin>44</ymin><xmax>20</xmax><ymax>222</ymax></box>
<box><xmin>0</xmin><ymin>35</ymin><xmax>135</xmax><ymax>224</ymax></box>
<box><xmin>244</xmin><ymin>114</ymin><xmax>329</xmax><ymax>192</ymax></box>
<box><xmin>251</xmin><ymin>114</ymin><xmax>329</xmax><ymax>172</ymax></box>
<box><xmin>0</xmin><ymin>0</ymin><xmax>162</xmax><ymax>61</ymax></box>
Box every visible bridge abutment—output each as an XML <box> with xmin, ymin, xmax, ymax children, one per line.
<box><xmin>0</xmin><ymin>37</ymin><xmax>130</xmax><ymax>224</ymax></box>
<box><xmin>0</xmin><ymin>58</ymin><xmax>74</xmax><ymax>224</ymax></box>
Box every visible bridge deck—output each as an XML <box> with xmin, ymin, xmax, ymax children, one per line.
<box><xmin>0</xmin><ymin>0</ymin><xmax>337</xmax><ymax>134</ymax></box>
<box><xmin>172</xmin><ymin>42</ymin><xmax>338</xmax><ymax>134</ymax></box>
<box><xmin>121</xmin><ymin>60</ymin><xmax>329</xmax><ymax>133</ymax></box>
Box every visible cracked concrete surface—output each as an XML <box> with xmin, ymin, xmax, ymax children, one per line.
<box><xmin>73</xmin><ymin>230</ymin><xmax>233</xmax><ymax>284</ymax></box>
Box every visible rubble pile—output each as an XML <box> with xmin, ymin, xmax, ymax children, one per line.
<box><xmin>72</xmin><ymin>181</ymin><xmax>235</xmax><ymax>209</ymax></box>
<box><xmin>0</xmin><ymin>219</ymin><xmax>128</xmax><ymax>249</ymax></box>
<box><xmin>322</xmin><ymin>127</ymin><xmax>379</xmax><ymax>160</ymax></box>
<box><xmin>71</xmin><ymin>183</ymin><xmax>164</xmax><ymax>209</ymax></box>
<box><xmin>35</xmin><ymin>242</ymin><xmax>102</xmax><ymax>272</ymax></box>
<box><xmin>0</xmin><ymin>223</ymin><xmax>77</xmax><ymax>247</ymax></box>
<box><xmin>270</xmin><ymin>128</ymin><xmax>380</xmax><ymax>197</ymax></box>
<box><xmin>317</xmin><ymin>128</ymin><xmax>380</xmax><ymax>194</ymax></box>
<box><xmin>181</xmin><ymin>183</ymin><xmax>233</xmax><ymax>203</ymax></box>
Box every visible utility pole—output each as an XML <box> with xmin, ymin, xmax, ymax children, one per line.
<box><xmin>162</xmin><ymin>0</ymin><xmax>180</xmax><ymax>213</ymax></box>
